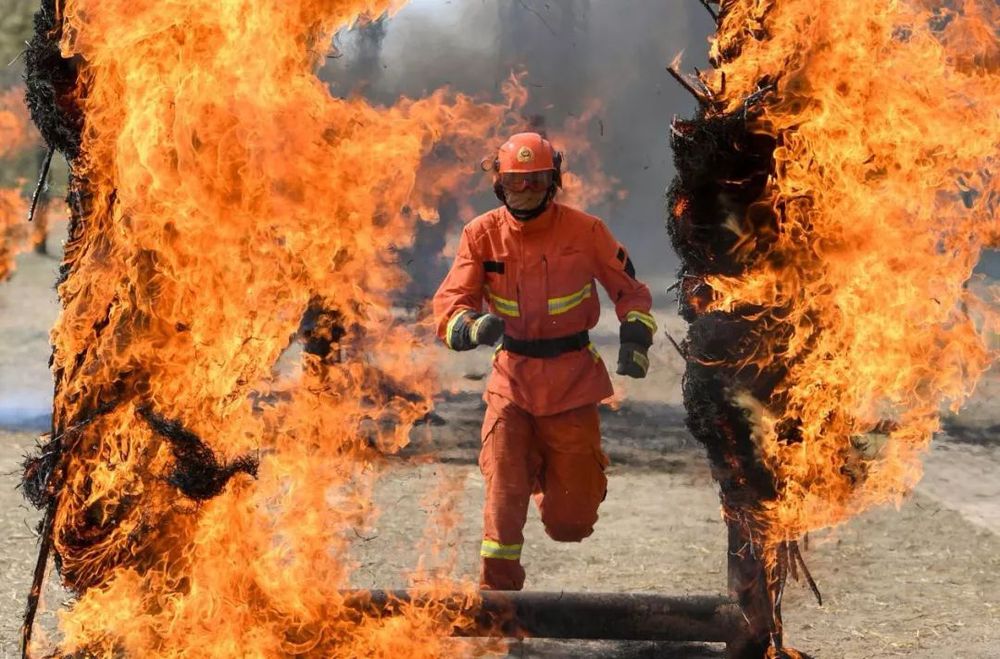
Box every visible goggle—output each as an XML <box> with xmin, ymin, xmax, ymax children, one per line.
<box><xmin>500</xmin><ymin>170</ymin><xmax>554</xmax><ymax>193</ymax></box>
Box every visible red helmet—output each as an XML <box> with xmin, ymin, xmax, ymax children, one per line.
<box><xmin>483</xmin><ymin>133</ymin><xmax>564</xmax><ymax>219</ymax></box>
<box><xmin>482</xmin><ymin>132</ymin><xmax>564</xmax><ymax>190</ymax></box>
<box><xmin>497</xmin><ymin>132</ymin><xmax>557</xmax><ymax>173</ymax></box>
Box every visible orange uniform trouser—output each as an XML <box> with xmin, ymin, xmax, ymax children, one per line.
<box><xmin>478</xmin><ymin>391</ymin><xmax>609</xmax><ymax>590</ymax></box>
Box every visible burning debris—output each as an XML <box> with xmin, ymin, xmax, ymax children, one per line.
<box><xmin>17</xmin><ymin>0</ymin><xmax>523</xmax><ymax>655</ymax></box>
<box><xmin>669</xmin><ymin>0</ymin><xmax>998</xmax><ymax>655</ymax></box>
<box><xmin>10</xmin><ymin>0</ymin><xmax>995</xmax><ymax>655</ymax></box>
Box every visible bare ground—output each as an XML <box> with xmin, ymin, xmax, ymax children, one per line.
<box><xmin>3</xmin><ymin>408</ymin><xmax>999</xmax><ymax>657</ymax></box>
<box><xmin>1</xmin><ymin>251</ymin><xmax>998</xmax><ymax>657</ymax></box>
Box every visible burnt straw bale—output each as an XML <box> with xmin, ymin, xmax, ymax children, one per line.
<box><xmin>665</xmin><ymin>51</ymin><xmax>806</xmax><ymax>653</ymax></box>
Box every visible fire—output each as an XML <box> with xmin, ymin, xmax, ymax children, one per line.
<box><xmin>667</xmin><ymin>1</ymin><xmax>998</xmax><ymax>652</ymax></box>
<box><xmin>0</xmin><ymin>86</ymin><xmax>36</xmax><ymax>159</ymax></box>
<box><xmin>23</xmin><ymin>0</ymin><xmax>528</xmax><ymax>655</ymax></box>
<box><xmin>0</xmin><ymin>85</ymin><xmax>37</xmax><ymax>279</ymax></box>
<box><xmin>0</xmin><ymin>188</ymin><xmax>28</xmax><ymax>280</ymax></box>
<box><xmin>548</xmin><ymin>98</ymin><xmax>626</xmax><ymax>211</ymax></box>
<box><xmin>492</xmin><ymin>73</ymin><xmax>623</xmax><ymax>213</ymax></box>
<box><xmin>702</xmin><ymin>0</ymin><xmax>997</xmax><ymax>585</ymax></box>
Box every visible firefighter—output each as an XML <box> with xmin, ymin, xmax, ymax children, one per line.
<box><xmin>433</xmin><ymin>132</ymin><xmax>655</xmax><ymax>590</ymax></box>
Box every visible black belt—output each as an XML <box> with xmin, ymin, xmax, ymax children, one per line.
<box><xmin>501</xmin><ymin>331</ymin><xmax>590</xmax><ymax>359</ymax></box>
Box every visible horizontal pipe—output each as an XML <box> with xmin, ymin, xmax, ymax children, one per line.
<box><xmin>345</xmin><ymin>590</ymin><xmax>747</xmax><ymax>643</ymax></box>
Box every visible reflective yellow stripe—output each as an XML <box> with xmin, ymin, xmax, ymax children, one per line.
<box><xmin>492</xmin><ymin>344</ymin><xmax>502</xmax><ymax>362</ymax></box>
<box><xmin>469</xmin><ymin>315</ymin><xmax>485</xmax><ymax>344</ymax></box>
<box><xmin>480</xmin><ymin>539</ymin><xmax>523</xmax><ymax>560</ymax></box>
<box><xmin>632</xmin><ymin>350</ymin><xmax>649</xmax><ymax>371</ymax></box>
<box><xmin>445</xmin><ymin>310</ymin><xmax>472</xmax><ymax>350</ymax></box>
<box><xmin>485</xmin><ymin>286</ymin><xmax>520</xmax><ymax>317</ymax></box>
<box><xmin>548</xmin><ymin>282</ymin><xmax>593</xmax><ymax>315</ymax></box>
<box><xmin>626</xmin><ymin>310</ymin><xmax>657</xmax><ymax>333</ymax></box>
<box><xmin>587</xmin><ymin>342</ymin><xmax>602</xmax><ymax>362</ymax></box>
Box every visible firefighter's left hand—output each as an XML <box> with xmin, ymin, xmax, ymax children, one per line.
<box><xmin>617</xmin><ymin>316</ymin><xmax>653</xmax><ymax>378</ymax></box>
<box><xmin>616</xmin><ymin>343</ymin><xmax>649</xmax><ymax>379</ymax></box>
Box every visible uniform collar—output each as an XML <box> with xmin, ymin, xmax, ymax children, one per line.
<box><xmin>502</xmin><ymin>202</ymin><xmax>559</xmax><ymax>234</ymax></box>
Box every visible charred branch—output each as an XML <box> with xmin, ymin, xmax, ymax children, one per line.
<box><xmin>790</xmin><ymin>541</ymin><xmax>822</xmax><ymax>606</ymax></box>
<box><xmin>27</xmin><ymin>146</ymin><xmax>54</xmax><ymax>224</ymax></box>
<box><xmin>298</xmin><ymin>299</ymin><xmax>347</xmax><ymax>360</ymax></box>
<box><xmin>667</xmin><ymin>65</ymin><xmax>711</xmax><ymax>106</ymax></box>
<box><xmin>727</xmin><ymin>521</ymin><xmax>771</xmax><ymax>658</ymax></box>
<box><xmin>20</xmin><ymin>505</ymin><xmax>55</xmax><ymax>658</ymax></box>
<box><xmin>663</xmin><ymin>329</ymin><xmax>688</xmax><ymax>361</ymax></box>
<box><xmin>20</xmin><ymin>439</ymin><xmax>60</xmax><ymax>511</ymax></box>
<box><xmin>699</xmin><ymin>0</ymin><xmax>720</xmax><ymax>22</ymax></box>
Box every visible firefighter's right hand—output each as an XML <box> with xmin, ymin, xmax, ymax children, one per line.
<box><xmin>446</xmin><ymin>311</ymin><xmax>505</xmax><ymax>351</ymax></box>
<box><xmin>470</xmin><ymin>313</ymin><xmax>505</xmax><ymax>347</ymax></box>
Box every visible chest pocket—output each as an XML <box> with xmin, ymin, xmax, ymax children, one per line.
<box><xmin>545</xmin><ymin>248</ymin><xmax>593</xmax><ymax>316</ymax></box>
<box><xmin>483</xmin><ymin>256</ymin><xmax>520</xmax><ymax>318</ymax></box>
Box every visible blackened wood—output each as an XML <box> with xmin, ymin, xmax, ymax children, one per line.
<box><xmin>27</xmin><ymin>147</ymin><xmax>54</xmax><ymax>224</ymax></box>
<box><xmin>20</xmin><ymin>505</ymin><xmax>54</xmax><ymax>658</ymax></box>
<box><xmin>350</xmin><ymin>590</ymin><xmax>747</xmax><ymax>644</ymax></box>
<box><xmin>666</xmin><ymin>66</ymin><xmax>710</xmax><ymax>105</ymax></box>
<box><xmin>726</xmin><ymin>522</ymin><xmax>771</xmax><ymax>659</ymax></box>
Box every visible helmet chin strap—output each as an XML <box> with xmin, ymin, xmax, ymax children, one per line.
<box><xmin>499</xmin><ymin>185</ymin><xmax>557</xmax><ymax>222</ymax></box>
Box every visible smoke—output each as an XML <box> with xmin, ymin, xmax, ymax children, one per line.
<box><xmin>324</xmin><ymin>0</ymin><xmax>716</xmax><ymax>282</ymax></box>
<box><xmin>324</xmin><ymin>1</ymin><xmax>1000</xmax><ymax>287</ymax></box>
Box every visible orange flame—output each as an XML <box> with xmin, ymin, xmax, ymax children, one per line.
<box><xmin>704</xmin><ymin>0</ymin><xmax>998</xmax><ymax>544</ymax></box>
<box><xmin>551</xmin><ymin>98</ymin><xmax>626</xmax><ymax>210</ymax></box>
<box><xmin>36</xmin><ymin>0</ymin><xmax>522</xmax><ymax>654</ymax></box>
<box><xmin>479</xmin><ymin>73</ymin><xmax>624</xmax><ymax>213</ymax></box>
<box><xmin>0</xmin><ymin>86</ymin><xmax>37</xmax><ymax>159</ymax></box>
<box><xmin>0</xmin><ymin>188</ymin><xmax>28</xmax><ymax>280</ymax></box>
<box><xmin>0</xmin><ymin>86</ymin><xmax>38</xmax><ymax>277</ymax></box>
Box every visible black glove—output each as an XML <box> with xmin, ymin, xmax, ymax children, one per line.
<box><xmin>617</xmin><ymin>343</ymin><xmax>650</xmax><ymax>378</ymax></box>
<box><xmin>470</xmin><ymin>313</ymin><xmax>505</xmax><ymax>347</ymax></box>
<box><xmin>446</xmin><ymin>311</ymin><xmax>505</xmax><ymax>351</ymax></box>
<box><xmin>616</xmin><ymin>315</ymin><xmax>654</xmax><ymax>379</ymax></box>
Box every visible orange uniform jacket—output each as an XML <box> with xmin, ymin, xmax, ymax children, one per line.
<box><xmin>433</xmin><ymin>203</ymin><xmax>653</xmax><ymax>416</ymax></box>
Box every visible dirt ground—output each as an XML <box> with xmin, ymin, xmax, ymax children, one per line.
<box><xmin>3</xmin><ymin>423</ymin><xmax>1000</xmax><ymax>657</ymax></box>
<box><xmin>1</xmin><ymin>249</ymin><xmax>999</xmax><ymax>657</ymax></box>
